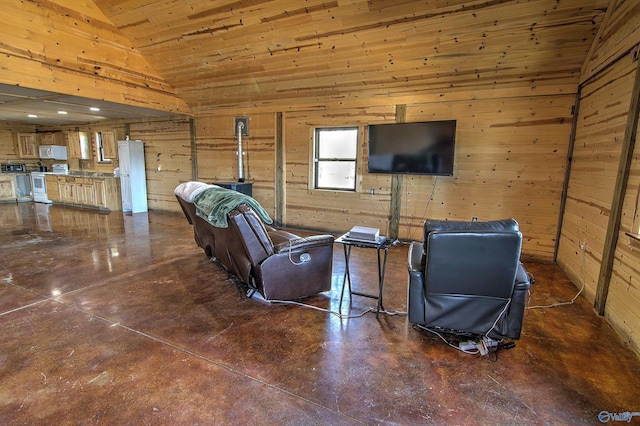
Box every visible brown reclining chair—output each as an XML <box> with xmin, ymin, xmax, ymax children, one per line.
<box><xmin>175</xmin><ymin>182</ymin><xmax>334</xmax><ymax>300</ymax></box>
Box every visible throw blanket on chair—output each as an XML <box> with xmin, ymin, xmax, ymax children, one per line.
<box><xmin>193</xmin><ymin>186</ymin><xmax>273</xmax><ymax>228</ymax></box>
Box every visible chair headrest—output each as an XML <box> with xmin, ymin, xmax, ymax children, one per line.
<box><xmin>424</xmin><ymin>218</ymin><xmax>519</xmax><ymax>238</ymax></box>
<box><xmin>174</xmin><ymin>181</ymin><xmax>220</xmax><ymax>202</ymax></box>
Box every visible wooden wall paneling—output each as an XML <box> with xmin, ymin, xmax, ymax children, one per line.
<box><xmin>557</xmin><ymin>52</ymin><xmax>636</xmax><ymax>300</ymax></box>
<box><xmin>0</xmin><ymin>1</ymin><xmax>190</xmax><ymax>114</ymax></box>
<box><xmin>283</xmin><ymin>106</ymin><xmax>396</xmax><ymax>233</ymax></box>
<box><xmin>595</xmin><ymin>53</ymin><xmax>640</xmax><ymax>314</ymax></box>
<box><xmin>94</xmin><ymin>0</ymin><xmax>607</xmax><ymax>111</ymax></box>
<box><xmin>582</xmin><ymin>0</ymin><xmax>640</xmax><ymax>83</ymax></box>
<box><xmin>397</xmin><ymin>95</ymin><xmax>573</xmax><ymax>258</ymax></box>
<box><xmin>555</xmin><ymin>89</ymin><xmax>582</xmax><ymax>260</ymax></box>
<box><xmin>195</xmin><ymin>112</ymin><xmax>276</xmax><ymax>215</ymax></box>
<box><xmin>128</xmin><ymin>119</ymin><xmax>193</xmax><ymax>212</ymax></box>
<box><xmin>606</xmin><ymin>116</ymin><xmax>640</xmax><ymax>354</ymax></box>
<box><xmin>280</xmin><ymin>94</ymin><xmax>571</xmax><ymax>258</ymax></box>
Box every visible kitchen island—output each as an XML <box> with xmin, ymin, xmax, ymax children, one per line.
<box><xmin>45</xmin><ymin>172</ymin><xmax>121</xmax><ymax>211</ymax></box>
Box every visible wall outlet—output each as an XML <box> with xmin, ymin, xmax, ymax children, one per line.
<box><xmin>370</xmin><ymin>188</ymin><xmax>375</xmax><ymax>195</ymax></box>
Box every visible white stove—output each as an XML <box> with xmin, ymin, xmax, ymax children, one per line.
<box><xmin>30</xmin><ymin>172</ymin><xmax>51</xmax><ymax>204</ymax></box>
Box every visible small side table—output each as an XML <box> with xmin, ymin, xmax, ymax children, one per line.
<box><xmin>335</xmin><ymin>233</ymin><xmax>394</xmax><ymax>318</ymax></box>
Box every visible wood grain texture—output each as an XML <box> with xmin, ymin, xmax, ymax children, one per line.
<box><xmin>128</xmin><ymin>119</ymin><xmax>193</xmax><ymax>212</ymax></box>
<box><xmin>92</xmin><ymin>0</ymin><xmax>608</xmax><ymax>110</ymax></box>
<box><xmin>195</xmin><ymin>112</ymin><xmax>276</xmax><ymax>215</ymax></box>
<box><xmin>582</xmin><ymin>0</ymin><xmax>640</xmax><ymax>83</ymax></box>
<box><xmin>0</xmin><ymin>0</ymin><xmax>190</xmax><ymax>115</ymax></box>
<box><xmin>280</xmin><ymin>93</ymin><xmax>573</xmax><ymax>257</ymax></box>
<box><xmin>557</xmin><ymin>0</ymin><xmax>640</xmax><ymax>355</ymax></box>
<box><xmin>558</xmin><ymin>54</ymin><xmax>635</xmax><ymax>302</ymax></box>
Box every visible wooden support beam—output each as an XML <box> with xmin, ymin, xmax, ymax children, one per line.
<box><xmin>554</xmin><ymin>89</ymin><xmax>581</xmax><ymax>261</ymax></box>
<box><xmin>275</xmin><ymin>112</ymin><xmax>285</xmax><ymax>226</ymax></box>
<box><xmin>595</xmin><ymin>47</ymin><xmax>640</xmax><ymax>315</ymax></box>
<box><xmin>389</xmin><ymin>104</ymin><xmax>407</xmax><ymax>240</ymax></box>
<box><xmin>190</xmin><ymin>118</ymin><xmax>198</xmax><ymax>181</ymax></box>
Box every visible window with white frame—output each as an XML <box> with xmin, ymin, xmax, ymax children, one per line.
<box><xmin>314</xmin><ymin>127</ymin><xmax>358</xmax><ymax>191</ymax></box>
<box><xmin>95</xmin><ymin>131</ymin><xmax>105</xmax><ymax>162</ymax></box>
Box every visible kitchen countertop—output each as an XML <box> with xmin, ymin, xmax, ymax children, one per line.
<box><xmin>1</xmin><ymin>171</ymin><xmax>119</xmax><ymax>178</ymax></box>
<box><xmin>43</xmin><ymin>171</ymin><xmax>119</xmax><ymax>178</ymax></box>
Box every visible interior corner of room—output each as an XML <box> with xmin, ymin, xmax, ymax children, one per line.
<box><xmin>1</xmin><ymin>0</ymin><xmax>640</xmax><ymax>423</ymax></box>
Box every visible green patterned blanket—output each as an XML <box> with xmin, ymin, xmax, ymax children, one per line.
<box><xmin>193</xmin><ymin>186</ymin><xmax>273</xmax><ymax>228</ymax></box>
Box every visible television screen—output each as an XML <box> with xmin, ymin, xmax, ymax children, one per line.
<box><xmin>367</xmin><ymin>120</ymin><xmax>456</xmax><ymax>175</ymax></box>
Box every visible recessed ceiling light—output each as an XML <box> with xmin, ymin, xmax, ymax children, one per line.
<box><xmin>58</xmin><ymin>110</ymin><xmax>68</xmax><ymax>115</ymax></box>
<box><xmin>28</xmin><ymin>114</ymin><xmax>38</xmax><ymax>118</ymax></box>
<box><xmin>90</xmin><ymin>107</ymin><xmax>100</xmax><ymax>112</ymax></box>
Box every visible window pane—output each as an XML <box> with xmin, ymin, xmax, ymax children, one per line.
<box><xmin>317</xmin><ymin>161</ymin><xmax>356</xmax><ymax>190</ymax></box>
<box><xmin>318</xmin><ymin>128</ymin><xmax>358</xmax><ymax>159</ymax></box>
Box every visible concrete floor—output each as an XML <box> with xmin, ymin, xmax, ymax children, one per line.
<box><xmin>1</xmin><ymin>202</ymin><xmax>639</xmax><ymax>425</ymax></box>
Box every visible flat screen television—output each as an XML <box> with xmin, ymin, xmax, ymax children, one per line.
<box><xmin>367</xmin><ymin>120</ymin><xmax>456</xmax><ymax>175</ymax></box>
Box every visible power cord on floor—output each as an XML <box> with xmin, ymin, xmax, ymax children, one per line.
<box><xmin>527</xmin><ymin>242</ymin><xmax>585</xmax><ymax>309</ymax></box>
<box><xmin>526</xmin><ymin>281</ymin><xmax>585</xmax><ymax>309</ymax></box>
<box><xmin>413</xmin><ymin>324</ymin><xmax>479</xmax><ymax>355</ymax></box>
<box><xmin>265</xmin><ymin>298</ymin><xmax>373</xmax><ymax>319</ymax></box>
<box><xmin>250</xmin><ymin>292</ymin><xmax>408</xmax><ymax>320</ymax></box>
<box><xmin>413</xmin><ymin>324</ymin><xmax>513</xmax><ymax>361</ymax></box>
<box><xmin>376</xmin><ymin>308</ymin><xmax>407</xmax><ymax>316</ymax></box>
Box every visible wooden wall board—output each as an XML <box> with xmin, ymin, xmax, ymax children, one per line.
<box><xmin>278</xmin><ymin>92</ymin><xmax>573</xmax><ymax>257</ymax></box>
<box><xmin>92</xmin><ymin>0</ymin><xmax>607</xmax><ymax>110</ymax></box>
<box><xmin>555</xmin><ymin>0</ymin><xmax>640</xmax><ymax>356</ymax></box>
<box><xmin>0</xmin><ymin>1</ymin><xmax>190</xmax><ymax>115</ymax></box>
<box><xmin>129</xmin><ymin>119</ymin><xmax>193</xmax><ymax>212</ymax></box>
<box><xmin>582</xmin><ymin>0</ymin><xmax>640</xmax><ymax>83</ymax></box>
<box><xmin>195</xmin><ymin>112</ymin><xmax>276</xmax><ymax>214</ymax></box>
<box><xmin>558</xmin><ymin>52</ymin><xmax>636</xmax><ymax>301</ymax></box>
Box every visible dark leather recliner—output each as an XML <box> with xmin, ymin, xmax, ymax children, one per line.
<box><xmin>175</xmin><ymin>182</ymin><xmax>334</xmax><ymax>300</ymax></box>
<box><xmin>408</xmin><ymin>218</ymin><xmax>531</xmax><ymax>340</ymax></box>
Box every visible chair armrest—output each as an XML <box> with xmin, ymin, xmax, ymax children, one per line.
<box><xmin>408</xmin><ymin>241</ymin><xmax>426</xmax><ymax>325</ymax></box>
<box><xmin>408</xmin><ymin>241</ymin><xmax>423</xmax><ymax>272</ymax></box>
<box><xmin>256</xmin><ymin>242</ymin><xmax>334</xmax><ymax>299</ymax></box>
<box><xmin>272</xmin><ymin>235</ymin><xmax>335</xmax><ymax>254</ymax></box>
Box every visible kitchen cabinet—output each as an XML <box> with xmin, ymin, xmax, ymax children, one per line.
<box><xmin>65</xmin><ymin>132</ymin><xmax>82</xmax><ymax>159</ymax></box>
<box><xmin>39</xmin><ymin>132</ymin><xmax>61</xmax><ymax>146</ymax></box>
<box><xmin>102</xmin><ymin>131</ymin><xmax>118</xmax><ymax>159</ymax></box>
<box><xmin>58</xmin><ymin>177</ymin><xmax>76</xmax><ymax>204</ymax></box>
<box><xmin>94</xmin><ymin>179</ymin><xmax>107</xmax><ymax>208</ymax></box>
<box><xmin>0</xmin><ymin>175</ymin><xmax>17</xmax><ymax>200</ymax></box>
<box><xmin>16</xmin><ymin>133</ymin><xmax>38</xmax><ymax>158</ymax></box>
<box><xmin>46</xmin><ymin>176</ymin><xmax>60</xmax><ymax>201</ymax></box>
<box><xmin>46</xmin><ymin>175</ymin><xmax>121</xmax><ymax>211</ymax></box>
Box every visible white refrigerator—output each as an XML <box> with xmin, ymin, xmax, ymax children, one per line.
<box><xmin>118</xmin><ymin>140</ymin><xmax>148</xmax><ymax>213</ymax></box>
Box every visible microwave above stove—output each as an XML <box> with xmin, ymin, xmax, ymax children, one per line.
<box><xmin>2</xmin><ymin>163</ymin><xmax>27</xmax><ymax>172</ymax></box>
<box><xmin>39</xmin><ymin>145</ymin><xmax>68</xmax><ymax>160</ymax></box>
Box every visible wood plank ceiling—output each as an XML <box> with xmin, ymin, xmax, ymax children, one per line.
<box><xmin>93</xmin><ymin>0</ymin><xmax>609</xmax><ymax>112</ymax></box>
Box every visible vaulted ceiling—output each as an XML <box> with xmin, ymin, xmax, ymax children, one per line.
<box><xmin>93</xmin><ymin>0</ymin><xmax>610</xmax><ymax>112</ymax></box>
<box><xmin>0</xmin><ymin>0</ymin><xmax>612</xmax><ymax>124</ymax></box>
